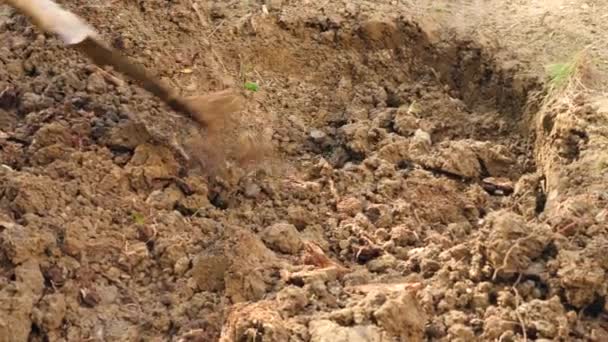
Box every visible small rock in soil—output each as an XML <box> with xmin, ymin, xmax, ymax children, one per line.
<box><xmin>373</xmin><ymin>291</ymin><xmax>427</xmax><ymax>340</ymax></box>
<box><xmin>262</xmin><ymin>222</ymin><xmax>303</xmax><ymax>254</ymax></box>
<box><xmin>337</xmin><ymin>197</ymin><xmax>364</xmax><ymax>216</ymax></box>
<box><xmin>243</xmin><ymin>179</ymin><xmax>262</xmax><ymax>198</ymax></box>
<box><xmin>483</xmin><ymin>210</ymin><xmax>553</xmax><ymax>279</ymax></box>
<box><xmin>309</xmin><ymin>320</ymin><xmax>383</xmax><ymax>342</ymax></box>
<box><xmin>310</xmin><ymin>129</ymin><xmax>328</xmax><ymax>143</ymax></box>
<box><xmin>86</xmin><ymin>72</ymin><xmax>108</xmax><ymax>93</ymax></box>
<box><xmin>192</xmin><ymin>251</ymin><xmax>228</xmax><ymax>292</ymax></box>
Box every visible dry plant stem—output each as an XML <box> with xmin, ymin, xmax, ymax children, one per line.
<box><xmin>94</xmin><ymin>66</ymin><xmax>125</xmax><ymax>87</ymax></box>
<box><xmin>492</xmin><ymin>235</ymin><xmax>530</xmax><ymax>281</ymax></box>
<box><xmin>190</xmin><ymin>0</ymin><xmax>208</xmax><ymax>27</ymax></box>
<box><xmin>512</xmin><ymin>274</ymin><xmax>528</xmax><ymax>342</ymax></box>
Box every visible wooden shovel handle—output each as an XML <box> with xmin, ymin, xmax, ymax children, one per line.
<box><xmin>3</xmin><ymin>0</ymin><xmax>206</xmax><ymax>126</ymax></box>
<box><xmin>3</xmin><ymin>0</ymin><xmax>97</xmax><ymax>44</ymax></box>
<box><xmin>74</xmin><ymin>37</ymin><xmax>204</xmax><ymax>125</ymax></box>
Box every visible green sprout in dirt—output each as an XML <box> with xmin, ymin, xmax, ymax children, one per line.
<box><xmin>132</xmin><ymin>212</ymin><xmax>145</xmax><ymax>225</ymax></box>
<box><xmin>545</xmin><ymin>49</ymin><xmax>588</xmax><ymax>94</ymax></box>
<box><xmin>244</xmin><ymin>81</ymin><xmax>260</xmax><ymax>92</ymax></box>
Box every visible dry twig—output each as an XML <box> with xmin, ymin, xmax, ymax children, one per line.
<box><xmin>512</xmin><ymin>274</ymin><xmax>528</xmax><ymax>342</ymax></box>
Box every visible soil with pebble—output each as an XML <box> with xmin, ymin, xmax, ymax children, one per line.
<box><xmin>1</xmin><ymin>0</ymin><xmax>608</xmax><ymax>341</ymax></box>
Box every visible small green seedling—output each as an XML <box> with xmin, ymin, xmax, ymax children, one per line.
<box><xmin>132</xmin><ymin>212</ymin><xmax>145</xmax><ymax>225</ymax></box>
<box><xmin>545</xmin><ymin>50</ymin><xmax>587</xmax><ymax>93</ymax></box>
<box><xmin>244</xmin><ymin>81</ymin><xmax>260</xmax><ymax>92</ymax></box>
<box><xmin>547</xmin><ymin>61</ymin><xmax>578</xmax><ymax>91</ymax></box>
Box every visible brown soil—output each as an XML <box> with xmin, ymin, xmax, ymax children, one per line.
<box><xmin>1</xmin><ymin>0</ymin><xmax>607</xmax><ymax>341</ymax></box>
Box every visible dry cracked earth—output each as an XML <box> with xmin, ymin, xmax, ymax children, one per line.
<box><xmin>1</xmin><ymin>0</ymin><xmax>608</xmax><ymax>341</ymax></box>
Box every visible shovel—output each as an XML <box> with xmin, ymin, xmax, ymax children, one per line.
<box><xmin>2</xmin><ymin>0</ymin><xmax>241</xmax><ymax>129</ymax></box>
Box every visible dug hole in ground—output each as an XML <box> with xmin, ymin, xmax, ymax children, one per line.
<box><xmin>1</xmin><ymin>0</ymin><xmax>608</xmax><ymax>341</ymax></box>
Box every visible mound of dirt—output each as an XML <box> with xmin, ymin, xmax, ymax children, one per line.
<box><xmin>1</xmin><ymin>0</ymin><xmax>608</xmax><ymax>341</ymax></box>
